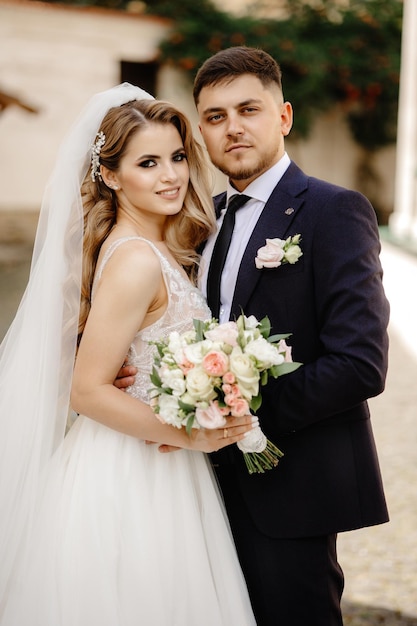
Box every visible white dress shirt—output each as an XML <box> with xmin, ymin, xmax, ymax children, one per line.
<box><xmin>200</xmin><ymin>153</ymin><xmax>291</xmax><ymax>323</ymax></box>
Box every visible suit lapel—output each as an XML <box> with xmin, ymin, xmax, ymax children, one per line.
<box><xmin>231</xmin><ymin>162</ymin><xmax>308</xmax><ymax>318</ymax></box>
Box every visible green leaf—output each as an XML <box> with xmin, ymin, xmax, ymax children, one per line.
<box><xmin>268</xmin><ymin>333</ymin><xmax>291</xmax><ymax>343</ymax></box>
<box><xmin>185</xmin><ymin>413</ymin><xmax>195</xmax><ymax>435</ymax></box>
<box><xmin>150</xmin><ymin>366</ymin><xmax>162</xmax><ymax>387</ymax></box>
<box><xmin>178</xmin><ymin>399</ymin><xmax>196</xmax><ymax>413</ymax></box>
<box><xmin>250</xmin><ymin>393</ymin><xmax>262</xmax><ymax>413</ymax></box>
<box><xmin>193</xmin><ymin>318</ymin><xmax>205</xmax><ymax>342</ymax></box>
<box><xmin>270</xmin><ymin>361</ymin><xmax>302</xmax><ymax>378</ymax></box>
<box><xmin>258</xmin><ymin>316</ymin><xmax>271</xmax><ymax>339</ymax></box>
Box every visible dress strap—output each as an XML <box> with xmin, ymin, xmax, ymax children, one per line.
<box><xmin>95</xmin><ymin>236</ymin><xmax>166</xmax><ymax>283</ymax></box>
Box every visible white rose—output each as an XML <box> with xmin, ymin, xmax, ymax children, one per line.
<box><xmin>236</xmin><ymin>314</ymin><xmax>260</xmax><ymax>344</ymax></box>
<box><xmin>180</xmin><ymin>391</ymin><xmax>195</xmax><ymax>406</ymax></box>
<box><xmin>157</xmin><ymin>394</ymin><xmax>182</xmax><ymax>428</ymax></box>
<box><xmin>184</xmin><ymin>339</ymin><xmax>214</xmax><ymax>365</ymax></box>
<box><xmin>166</xmin><ymin>331</ymin><xmax>182</xmax><ymax>354</ymax></box>
<box><xmin>186</xmin><ymin>366</ymin><xmax>216</xmax><ymax>401</ymax></box>
<box><xmin>159</xmin><ymin>365</ymin><xmax>186</xmax><ymax>395</ymax></box>
<box><xmin>236</xmin><ymin>315</ymin><xmax>259</xmax><ymax>342</ymax></box>
<box><xmin>229</xmin><ymin>347</ymin><xmax>260</xmax><ymax>400</ymax></box>
<box><xmin>166</xmin><ymin>330</ymin><xmax>196</xmax><ymax>365</ymax></box>
<box><xmin>205</xmin><ymin>321</ymin><xmax>239</xmax><ymax>347</ymax></box>
<box><xmin>242</xmin><ymin>328</ymin><xmax>260</xmax><ymax>344</ymax></box>
<box><xmin>244</xmin><ymin>337</ymin><xmax>284</xmax><ymax>369</ymax></box>
<box><xmin>244</xmin><ymin>315</ymin><xmax>259</xmax><ymax>330</ymax></box>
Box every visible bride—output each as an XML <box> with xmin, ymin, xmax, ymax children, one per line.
<box><xmin>0</xmin><ymin>83</ymin><xmax>256</xmax><ymax>625</ymax></box>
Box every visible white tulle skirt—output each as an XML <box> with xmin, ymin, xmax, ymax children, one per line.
<box><xmin>1</xmin><ymin>416</ymin><xmax>255</xmax><ymax>626</ymax></box>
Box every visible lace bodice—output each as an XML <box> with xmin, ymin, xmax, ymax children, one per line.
<box><xmin>94</xmin><ymin>237</ymin><xmax>211</xmax><ymax>403</ymax></box>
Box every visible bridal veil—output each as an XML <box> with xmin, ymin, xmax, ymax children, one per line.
<box><xmin>0</xmin><ymin>83</ymin><xmax>154</xmax><ymax>610</ymax></box>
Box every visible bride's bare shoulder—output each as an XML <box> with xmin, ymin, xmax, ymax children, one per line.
<box><xmin>96</xmin><ymin>237</ymin><xmax>162</xmax><ymax>294</ymax></box>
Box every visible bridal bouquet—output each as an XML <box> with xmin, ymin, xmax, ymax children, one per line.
<box><xmin>149</xmin><ymin>314</ymin><xmax>301</xmax><ymax>474</ymax></box>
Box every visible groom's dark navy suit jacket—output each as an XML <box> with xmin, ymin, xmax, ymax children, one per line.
<box><xmin>211</xmin><ymin>161</ymin><xmax>389</xmax><ymax>538</ymax></box>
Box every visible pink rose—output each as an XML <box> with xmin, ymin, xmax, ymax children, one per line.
<box><xmin>255</xmin><ymin>238</ymin><xmax>285</xmax><ymax>269</ymax></box>
<box><xmin>230</xmin><ymin>398</ymin><xmax>250</xmax><ymax>417</ymax></box>
<box><xmin>224</xmin><ymin>393</ymin><xmax>237</xmax><ymax>407</ymax></box>
<box><xmin>277</xmin><ymin>339</ymin><xmax>293</xmax><ymax>363</ymax></box>
<box><xmin>202</xmin><ymin>351</ymin><xmax>229</xmax><ymax>376</ymax></box>
<box><xmin>179</xmin><ymin>359</ymin><xmax>194</xmax><ymax>375</ymax></box>
<box><xmin>224</xmin><ymin>384</ymin><xmax>241</xmax><ymax>407</ymax></box>
<box><xmin>223</xmin><ymin>371</ymin><xmax>236</xmax><ymax>384</ymax></box>
<box><xmin>223</xmin><ymin>383</ymin><xmax>239</xmax><ymax>394</ymax></box>
<box><xmin>195</xmin><ymin>401</ymin><xmax>227</xmax><ymax>429</ymax></box>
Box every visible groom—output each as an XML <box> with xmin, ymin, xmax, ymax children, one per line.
<box><xmin>118</xmin><ymin>47</ymin><xmax>390</xmax><ymax>625</ymax></box>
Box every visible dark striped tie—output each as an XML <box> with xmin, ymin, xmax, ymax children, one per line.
<box><xmin>206</xmin><ymin>194</ymin><xmax>251</xmax><ymax>319</ymax></box>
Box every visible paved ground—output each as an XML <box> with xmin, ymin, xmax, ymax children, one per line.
<box><xmin>338</xmin><ymin>241</ymin><xmax>417</xmax><ymax>625</ymax></box>
<box><xmin>1</xmin><ymin>238</ymin><xmax>416</xmax><ymax>625</ymax></box>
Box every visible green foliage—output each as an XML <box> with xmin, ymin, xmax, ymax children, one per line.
<box><xmin>42</xmin><ymin>0</ymin><xmax>403</xmax><ymax>149</ymax></box>
<box><xmin>42</xmin><ymin>0</ymin><xmax>127</xmax><ymax>6</ymax></box>
<box><xmin>151</xmin><ymin>0</ymin><xmax>403</xmax><ymax>149</ymax></box>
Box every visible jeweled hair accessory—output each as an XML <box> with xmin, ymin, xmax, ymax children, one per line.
<box><xmin>90</xmin><ymin>130</ymin><xmax>106</xmax><ymax>182</ymax></box>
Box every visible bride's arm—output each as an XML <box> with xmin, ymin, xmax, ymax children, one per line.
<box><xmin>71</xmin><ymin>242</ymin><xmax>254</xmax><ymax>452</ymax></box>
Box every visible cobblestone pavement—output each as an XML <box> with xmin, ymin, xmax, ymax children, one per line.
<box><xmin>1</xmin><ymin>239</ymin><xmax>416</xmax><ymax>625</ymax></box>
<box><xmin>339</xmin><ymin>242</ymin><xmax>417</xmax><ymax>625</ymax></box>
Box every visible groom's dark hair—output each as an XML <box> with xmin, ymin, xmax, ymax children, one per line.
<box><xmin>193</xmin><ymin>46</ymin><xmax>283</xmax><ymax>105</ymax></box>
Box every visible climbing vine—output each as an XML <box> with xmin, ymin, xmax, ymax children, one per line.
<box><xmin>43</xmin><ymin>0</ymin><xmax>403</xmax><ymax>149</ymax></box>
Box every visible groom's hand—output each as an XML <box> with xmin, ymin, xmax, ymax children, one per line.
<box><xmin>158</xmin><ymin>444</ymin><xmax>181</xmax><ymax>453</ymax></box>
<box><xmin>143</xmin><ymin>440</ymin><xmax>181</xmax><ymax>453</ymax></box>
<box><xmin>114</xmin><ymin>364</ymin><xmax>137</xmax><ymax>390</ymax></box>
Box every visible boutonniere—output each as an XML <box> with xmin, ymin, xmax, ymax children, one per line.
<box><xmin>255</xmin><ymin>234</ymin><xmax>302</xmax><ymax>269</ymax></box>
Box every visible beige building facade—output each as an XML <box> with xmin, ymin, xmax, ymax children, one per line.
<box><xmin>0</xmin><ymin>1</ymin><xmax>170</xmax><ymax>209</ymax></box>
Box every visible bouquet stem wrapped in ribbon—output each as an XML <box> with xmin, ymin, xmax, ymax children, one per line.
<box><xmin>149</xmin><ymin>314</ymin><xmax>301</xmax><ymax>474</ymax></box>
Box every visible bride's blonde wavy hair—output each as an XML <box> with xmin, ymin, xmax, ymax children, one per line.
<box><xmin>78</xmin><ymin>98</ymin><xmax>216</xmax><ymax>342</ymax></box>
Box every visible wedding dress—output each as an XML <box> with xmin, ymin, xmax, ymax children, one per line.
<box><xmin>0</xmin><ymin>236</ymin><xmax>255</xmax><ymax>626</ymax></box>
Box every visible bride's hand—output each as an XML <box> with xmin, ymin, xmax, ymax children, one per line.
<box><xmin>172</xmin><ymin>414</ymin><xmax>258</xmax><ymax>454</ymax></box>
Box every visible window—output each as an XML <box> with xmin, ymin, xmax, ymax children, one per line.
<box><xmin>120</xmin><ymin>60</ymin><xmax>158</xmax><ymax>96</ymax></box>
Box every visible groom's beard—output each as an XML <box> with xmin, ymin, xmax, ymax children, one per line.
<box><xmin>210</xmin><ymin>150</ymin><xmax>276</xmax><ymax>183</ymax></box>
